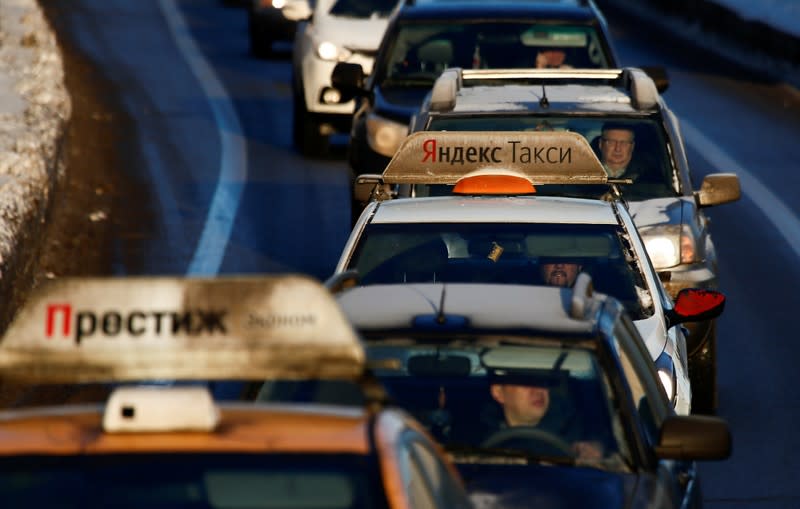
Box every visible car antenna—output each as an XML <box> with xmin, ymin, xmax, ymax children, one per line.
<box><xmin>436</xmin><ymin>285</ymin><xmax>447</xmax><ymax>324</ymax></box>
<box><xmin>539</xmin><ymin>84</ymin><xmax>549</xmax><ymax>109</ymax></box>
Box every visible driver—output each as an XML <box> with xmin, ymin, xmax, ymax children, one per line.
<box><xmin>539</xmin><ymin>260</ymin><xmax>583</xmax><ymax>288</ymax></box>
<box><xmin>489</xmin><ymin>382</ymin><xmax>603</xmax><ymax>460</ymax></box>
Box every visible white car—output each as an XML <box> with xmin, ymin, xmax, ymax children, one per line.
<box><xmin>292</xmin><ymin>0</ymin><xmax>397</xmax><ymax>157</ymax></box>
<box><xmin>333</xmin><ymin>131</ymin><xmax>727</xmax><ymax>415</ymax></box>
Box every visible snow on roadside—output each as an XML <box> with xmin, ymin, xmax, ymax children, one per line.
<box><xmin>0</xmin><ymin>0</ymin><xmax>69</xmax><ymax>287</ymax></box>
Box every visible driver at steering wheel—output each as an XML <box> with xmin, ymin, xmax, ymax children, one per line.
<box><xmin>489</xmin><ymin>382</ymin><xmax>603</xmax><ymax>461</ymax></box>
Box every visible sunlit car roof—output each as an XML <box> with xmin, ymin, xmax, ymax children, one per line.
<box><xmin>400</xmin><ymin>0</ymin><xmax>604</xmax><ymax>22</ymax></box>
<box><xmin>337</xmin><ymin>282</ymin><xmax>600</xmax><ymax>334</ymax></box>
<box><xmin>370</xmin><ymin>195</ymin><xmax>619</xmax><ymax>224</ymax></box>
<box><xmin>0</xmin><ymin>404</ymin><xmax>370</xmax><ymax>456</ymax></box>
<box><xmin>447</xmin><ymin>84</ymin><xmax>638</xmax><ymax>114</ymax></box>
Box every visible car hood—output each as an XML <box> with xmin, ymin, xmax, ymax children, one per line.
<box><xmin>626</xmin><ymin>197</ymin><xmax>688</xmax><ymax>229</ymax></box>
<box><xmin>313</xmin><ymin>16</ymin><xmax>388</xmax><ymax>51</ymax></box>
<box><xmin>460</xmin><ymin>464</ymin><xmax>654</xmax><ymax>509</ymax></box>
<box><xmin>374</xmin><ymin>85</ymin><xmax>431</xmax><ymax>120</ymax></box>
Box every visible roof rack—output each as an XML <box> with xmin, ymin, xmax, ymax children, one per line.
<box><xmin>406</xmin><ymin>0</ymin><xmax>592</xmax><ymax>6</ymax></box>
<box><xmin>0</xmin><ymin>275</ymin><xmax>365</xmax><ymax>384</ymax></box>
<box><xmin>428</xmin><ymin>67</ymin><xmax>659</xmax><ymax>113</ymax></box>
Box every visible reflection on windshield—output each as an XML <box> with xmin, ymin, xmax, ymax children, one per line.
<box><xmin>367</xmin><ymin>342</ymin><xmax>632</xmax><ymax>471</ymax></box>
<box><xmin>381</xmin><ymin>23</ymin><xmax>609</xmax><ymax>85</ymax></box>
<box><xmin>425</xmin><ymin>117</ymin><xmax>678</xmax><ymax>200</ymax></box>
<box><xmin>347</xmin><ymin>222</ymin><xmax>652</xmax><ymax>319</ymax></box>
<box><xmin>329</xmin><ymin>0</ymin><xmax>397</xmax><ymax>18</ymax></box>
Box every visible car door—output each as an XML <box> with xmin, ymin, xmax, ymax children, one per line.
<box><xmin>613</xmin><ymin>317</ymin><xmax>700</xmax><ymax>509</ymax></box>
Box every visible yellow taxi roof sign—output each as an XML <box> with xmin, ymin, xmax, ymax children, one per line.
<box><xmin>382</xmin><ymin>131</ymin><xmax>608</xmax><ymax>185</ymax></box>
<box><xmin>0</xmin><ymin>275</ymin><xmax>364</xmax><ymax>383</ymax></box>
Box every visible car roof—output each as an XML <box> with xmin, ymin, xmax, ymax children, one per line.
<box><xmin>369</xmin><ymin>195</ymin><xmax>620</xmax><ymax>225</ymax></box>
<box><xmin>445</xmin><ymin>83</ymin><xmax>642</xmax><ymax>115</ymax></box>
<box><xmin>0</xmin><ymin>403</ymin><xmax>372</xmax><ymax>456</ymax></box>
<box><xmin>337</xmin><ymin>282</ymin><xmax>605</xmax><ymax>335</ymax></box>
<box><xmin>399</xmin><ymin>0</ymin><xmax>603</xmax><ymax>23</ymax></box>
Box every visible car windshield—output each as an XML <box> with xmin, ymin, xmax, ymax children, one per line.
<box><xmin>379</xmin><ymin>22</ymin><xmax>610</xmax><ymax>86</ymax></box>
<box><xmin>0</xmin><ymin>454</ymin><xmax>384</xmax><ymax>508</ymax></box>
<box><xmin>329</xmin><ymin>0</ymin><xmax>398</xmax><ymax>18</ymax></box>
<box><xmin>366</xmin><ymin>340</ymin><xmax>633</xmax><ymax>472</ymax></box>
<box><xmin>347</xmin><ymin>222</ymin><xmax>653</xmax><ymax>319</ymax></box>
<box><xmin>424</xmin><ymin>116</ymin><xmax>679</xmax><ymax>200</ymax></box>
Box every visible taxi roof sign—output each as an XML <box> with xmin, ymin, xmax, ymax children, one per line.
<box><xmin>452</xmin><ymin>169</ymin><xmax>536</xmax><ymax>195</ymax></box>
<box><xmin>0</xmin><ymin>275</ymin><xmax>364</xmax><ymax>383</ymax></box>
<box><xmin>382</xmin><ymin>131</ymin><xmax>608</xmax><ymax>185</ymax></box>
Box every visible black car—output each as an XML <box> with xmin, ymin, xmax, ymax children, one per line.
<box><xmin>329</xmin><ymin>278</ymin><xmax>732</xmax><ymax>509</ymax></box>
<box><xmin>332</xmin><ymin>0</ymin><xmax>620</xmax><ymax>178</ymax></box>
<box><xmin>247</xmin><ymin>0</ymin><xmax>311</xmax><ymax>58</ymax></box>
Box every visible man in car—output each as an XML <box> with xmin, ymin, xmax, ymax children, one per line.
<box><xmin>488</xmin><ymin>381</ymin><xmax>603</xmax><ymax>460</ymax></box>
<box><xmin>540</xmin><ymin>260</ymin><xmax>583</xmax><ymax>287</ymax></box>
<box><xmin>598</xmin><ymin>122</ymin><xmax>638</xmax><ymax>179</ymax></box>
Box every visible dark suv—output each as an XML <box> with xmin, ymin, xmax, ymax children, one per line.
<box><xmin>332</xmin><ymin>0</ymin><xmax>621</xmax><ymax>177</ymax></box>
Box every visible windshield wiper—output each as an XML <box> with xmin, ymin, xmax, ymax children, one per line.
<box><xmin>380</xmin><ymin>77</ymin><xmax>435</xmax><ymax>87</ymax></box>
<box><xmin>445</xmin><ymin>444</ymin><xmax>576</xmax><ymax>467</ymax></box>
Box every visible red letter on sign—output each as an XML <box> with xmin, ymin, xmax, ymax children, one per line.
<box><xmin>422</xmin><ymin>139</ymin><xmax>437</xmax><ymax>162</ymax></box>
<box><xmin>46</xmin><ymin>304</ymin><xmax>72</xmax><ymax>338</ymax></box>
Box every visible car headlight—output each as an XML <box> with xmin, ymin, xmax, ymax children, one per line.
<box><xmin>655</xmin><ymin>350</ymin><xmax>677</xmax><ymax>405</ymax></box>
<box><xmin>315</xmin><ymin>40</ymin><xmax>352</xmax><ymax>62</ymax></box>
<box><xmin>641</xmin><ymin>224</ymin><xmax>697</xmax><ymax>269</ymax></box>
<box><xmin>256</xmin><ymin>0</ymin><xmax>284</xmax><ymax>7</ymax></box>
<box><xmin>366</xmin><ymin>113</ymin><xmax>409</xmax><ymax>158</ymax></box>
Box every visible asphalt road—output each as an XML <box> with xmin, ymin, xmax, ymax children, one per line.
<box><xmin>33</xmin><ymin>0</ymin><xmax>800</xmax><ymax>506</ymax></box>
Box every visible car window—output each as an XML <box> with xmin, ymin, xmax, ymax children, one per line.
<box><xmin>0</xmin><ymin>454</ymin><xmax>386</xmax><ymax>508</ymax></box>
<box><xmin>348</xmin><ymin>222</ymin><xmax>653</xmax><ymax>319</ymax></box>
<box><xmin>329</xmin><ymin>0</ymin><xmax>397</xmax><ymax>18</ymax></box>
<box><xmin>379</xmin><ymin>22</ymin><xmax>610</xmax><ymax>86</ymax></box>
<box><xmin>425</xmin><ymin>116</ymin><xmax>679</xmax><ymax>199</ymax></box>
<box><xmin>404</xmin><ymin>437</ymin><xmax>471</xmax><ymax>508</ymax></box>
<box><xmin>397</xmin><ymin>437</ymin><xmax>439</xmax><ymax>509</ymax></box>
<box><xmin>368</xmin><ymin>341</ymin><xmax>634</xmax><ymax>472</ymax></box>
<box><xmin>612</xmin><ymin>317</ymin><xmax>670</xmax><ymax>446</ymax></box>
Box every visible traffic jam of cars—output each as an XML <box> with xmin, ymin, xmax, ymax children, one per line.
<box><xmin>3</xmin><ymin>0</ymin><xmax>743</xmax><ymax>506</ymax></box>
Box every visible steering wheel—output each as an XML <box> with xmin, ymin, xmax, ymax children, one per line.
<box><xmin>481</xmin><ymin>427</ymin><xmax>575</xmax><ymax>458</ymax></box>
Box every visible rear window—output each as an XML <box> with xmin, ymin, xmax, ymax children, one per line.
<box><xmin>330</xmin><ymin>0</ymin><xmax>398</xmax><ymax>18</ymax></box>
<box><xmin>347</xmin><ymin>222</ymin><xmax>653</xmax><ymax>319</ymax></box>
<box><xmin>425</xmin><ymin>116</ymin><xmax>679</xmax><ymax>200</ymax></box>
<box><xmin>0</xmin><ymin>454</ymin><xmax>386</xmax><ymax>509</ymax></box>
<box><xmin>380</xmin><ymin>22</ymin><xmax>610</xmax><ymax>86</ymax></box>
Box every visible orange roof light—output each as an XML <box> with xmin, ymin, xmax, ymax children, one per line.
<box><xmin>452</xmin><ymin>174</ymin><xmax>536</xmax><ymax>195</ymax></box>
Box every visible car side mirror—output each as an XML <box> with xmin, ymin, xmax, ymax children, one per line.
<box><xmin>665</xmin><ymin>288</ymin><xmax>726</xmax><ymax>328</ymax></box>
<box><xmin>655</xmin><ymin>414</ymin><xmax>732</xmax><ymax>460</ymax></box>
<box><xmin>639</xmin><ymin>65</ymin><xmax>670</xmax><ymax>93</ymax></box>
<box><xmin>332</xmin><ymin>62</ymin><xmax>366</xmax><ymax>103</ymax></box>
<box><xmin>695</xmin><ymin>173</ymin><xmax>741</xmax><ymax>207</ymax></box>
<box><xmin>285</xmin><ymin>0</ymin><xmax>312</xmax><ymax>21</ymax></box>
<box><xmin>353</xmin><ymin>173</ymin><xmax>388</xmax><ymax>205</ymax></box>
<box><xmin>324</xmin><ymin>269</ymin><xmax>360</xmax><ymax>293</ymax></box>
